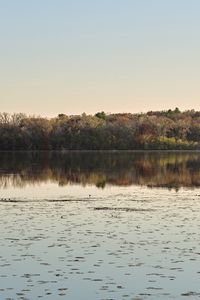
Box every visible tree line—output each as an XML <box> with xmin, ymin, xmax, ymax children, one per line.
<box><xmin>1</xmin><ymin>108</ymin><xmax>200</xmax><ymax>150</ymax></box>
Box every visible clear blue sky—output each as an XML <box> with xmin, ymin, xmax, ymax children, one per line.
<box><xmin>0</xmin><ymin>0</ymin><xmax>200</xmax><ymax>116</ymax></box>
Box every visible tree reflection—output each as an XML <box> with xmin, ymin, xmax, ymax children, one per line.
<box><xmin>0</xmin><ymin>151</ymin><xmax>200</xmax><ymax>190</ymax></box>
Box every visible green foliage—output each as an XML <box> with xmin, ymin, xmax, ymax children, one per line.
<box><xmin>0</xmin><ymin>110</ymin><xmax>200</xmax><ymax>150</ymax></box>
<box><xmin>95</xmin><ymin>111</ymin><xmax>106</xmax><ymax>120</ymax></box>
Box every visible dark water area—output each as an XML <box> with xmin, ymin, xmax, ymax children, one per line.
<box><xmin>1</xmin><ymin>151</ymin><xmax>200</xmax><ymax>190</ymax></box>
<box><xmin>0</xmin><ymin>152</ymin><xmax>200</xmax><ymax>299</ymax></box>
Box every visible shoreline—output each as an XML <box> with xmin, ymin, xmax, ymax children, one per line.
<box><xmin>1</xmin><ymin>149</ymin><xmax>200</xmax><ymax>153</ymax></box>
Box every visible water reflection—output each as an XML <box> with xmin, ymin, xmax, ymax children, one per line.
<box><xmin>1</xmin><ymin>152</ymin><xmax>200</xmax><ymax>299</ymax></box>
<box><xmin>0</xmin><ymin>151</ymin><xmax>200</xmax><ymax>190</ymax></box>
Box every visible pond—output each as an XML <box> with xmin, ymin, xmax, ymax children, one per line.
<box><xmin>0</xmin><ymin>151</ymin><xmax>200</xmax><ymax>299</ymax></box>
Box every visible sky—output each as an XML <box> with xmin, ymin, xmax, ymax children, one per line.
<box><xmin>0</xmin><ymin>0</ymin><xmax>200</xmax><ymax>116</ymax></box>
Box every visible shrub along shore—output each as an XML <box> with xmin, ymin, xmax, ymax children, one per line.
<box><xmin>0</xmin><ymin>108</ymin><xmax>200</xmax><ymax>150</ymax></box>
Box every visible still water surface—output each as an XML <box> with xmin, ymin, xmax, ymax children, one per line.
<box><xmin>0</xmin><ymin>152</ymin><xmax>200</xmax><ymax>299</ymax></box>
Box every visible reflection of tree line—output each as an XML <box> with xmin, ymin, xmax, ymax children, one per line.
<box><xmin>0</xmin><ymin>152</ymin><xmax>200</xmax><ymax>189</ymax></box>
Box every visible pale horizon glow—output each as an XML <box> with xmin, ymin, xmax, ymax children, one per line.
<box><xmin>0</xmin><ymin>0</ymin><xmax>200</xmax><ymax>116</ymax></box>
